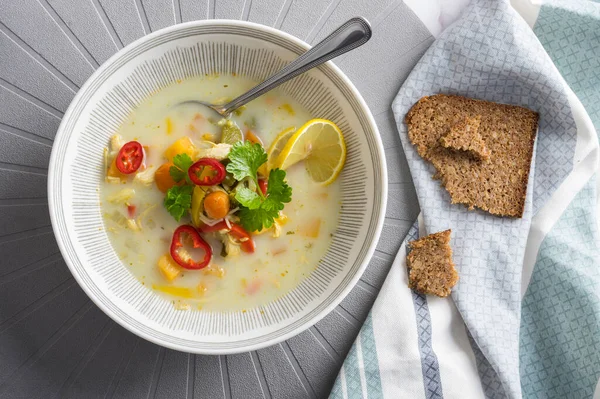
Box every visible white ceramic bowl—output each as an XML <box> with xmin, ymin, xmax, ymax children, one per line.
<box><xmin>48</xmin><ymin>20</ymin><xmax>386</xmax><ymax>354</ymax></box>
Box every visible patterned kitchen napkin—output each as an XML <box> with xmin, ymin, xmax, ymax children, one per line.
<box><xmin>330</xmin><ymin>0</ymin><xmax>600</xmax><ymax>398</ymax></box>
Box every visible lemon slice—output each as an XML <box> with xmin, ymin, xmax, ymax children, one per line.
<box><xmin>275</xmin><ymin>119</ymin><xmax>346</xmax><ymax>185</ymax></box>
<box><xmin>258</xmin><ymin>126</ymin><xmax>296</xmax><ymax>177</ymax></box>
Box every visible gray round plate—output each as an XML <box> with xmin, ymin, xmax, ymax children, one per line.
<box><xmin>0</xmin><ymin>0</ymin><xmax>430</xmax><ymax>397</ymax></box>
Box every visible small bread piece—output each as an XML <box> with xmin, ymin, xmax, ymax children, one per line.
<box><xmin>405</xmin><ymin>94</ymin><xmax>538</xmax><ymax>217</ymax></box>
<box><xmin>439</xmin><ymin>115</ymin><xmax>490</xmax><ymax>161</ymax></box>
<box><xmin>406</xmin><ymin>230</ymin><xmax>458</xmax><ymax>297</ymax></box>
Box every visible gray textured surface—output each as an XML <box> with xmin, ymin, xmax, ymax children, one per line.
<box><xmin>0</xmin><ymin>1</ymin><xmax>430</xmax><ymax>397</ymax></box>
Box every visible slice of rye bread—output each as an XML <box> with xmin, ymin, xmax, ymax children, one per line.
<box><xmin>406</xmin><ymin>229</ymin><xmax>458</xmax><ymax>297</ymax></box>
<box><xmin>405</xmin><ymin>94</ymin><xmax>538</xmax><ymax>217</ymax></box>
<box><xmin>439</xmin><ymin>115</ymin><xmax>491</xmax><ymax>161</ymax></box>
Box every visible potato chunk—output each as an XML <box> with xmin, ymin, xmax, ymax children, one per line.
<box><xmin>158</xmin><ymin>254</ymin><xmax>181</xmax><ymax>281</ymax></box>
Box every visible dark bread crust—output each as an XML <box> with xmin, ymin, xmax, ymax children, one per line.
<box><xmin>405</xmin><ymin>94</ymin><xmax>538</xmax><ymax>218</ymax></box>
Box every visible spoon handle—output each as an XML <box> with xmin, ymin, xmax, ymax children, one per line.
<box><xmin>220</xmin><ymin>17</ymin><xmax>372</xmax><ymax>116</ymax></box>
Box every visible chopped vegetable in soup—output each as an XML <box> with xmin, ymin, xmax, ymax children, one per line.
<box><xmin>100</xmin><ymin>75</ymin><xmax>345</xmax><ymax>311</ymax></box>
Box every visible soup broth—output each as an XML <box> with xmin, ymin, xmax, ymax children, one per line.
<box><xmin>100</xmin><ymin>75</ymin><xmax>341</xmax><ymax>312</ymax></box>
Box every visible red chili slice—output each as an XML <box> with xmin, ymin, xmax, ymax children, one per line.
<box><xmin>230</xmin><ymin>224</ymin><xmax>255</xmax><ymax>253</ymax></box>
<box><xmin>127</xmin><ymin>204</ymin><xmax>136</xmax><ymax>218</ymax></box>
<box><xmin>188</xmin><ymin>158</ymin><xmax>226</xmax><ymax>186</ymax></box>
<box><xmin>170</xmin><ymin>225</ymin><xmax>212</xmax><ymax>269</ymax></box>
<box><xmin>198</xmin><ymin>221</ymin><xmax>255</xmax><ymax>253</ymax></box>
<box><xmin>115</xmin><ymin>141</ymin><xmax>144</xmax><ymax>174</ymax></box>
<box><xmin>258</xmin><ymin>179</ymin><xmax>268</xmax><ymax>196</ymax></box>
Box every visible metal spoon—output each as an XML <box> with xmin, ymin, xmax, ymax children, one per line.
<box><xmin>178</xmin><ymin>17</ymin><xmax>372</xmax><ymax>117</ymax></box>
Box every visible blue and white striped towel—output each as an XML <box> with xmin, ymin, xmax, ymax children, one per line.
<box><xmin>331</xmin><ymin>0</ymin><xmax>600</xmax><ymax>398</ymax></box>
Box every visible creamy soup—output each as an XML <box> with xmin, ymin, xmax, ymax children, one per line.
<box><xmin>100</xmin><ymin>75</ymin><xmax>342</xmax><ymax>312</ymax></box>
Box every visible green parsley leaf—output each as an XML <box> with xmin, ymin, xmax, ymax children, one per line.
<box><xmin>262</xmin><ymin>196</ymin><xmax>284</xmax><ymax>212</ymax></box>
<box><xmin>265</xmin><ymin>168</ymin><xmax>292</xmax><ymax>207</ymax></box>
<box><xmin>163</xmin><ymin>185</ymin><xmax>193</xmax><ymax>221</ymax></box>
<box><xmin>226</xmin><ymin>142</ymin><xmax>292</xmax><ymax>231</ymax></box>
<box><xmin>235</xmin><ymin>186</ymin><xmax>262</xmax><ymax>210</ymax></box>
<box><xmin>238</xmin><ymin>207</ymin><xmax>279</xmax><ymax>232</ymax></box>
<box><xmin>169</xmin><ymin>166</ymin><xmax>186</xmax><ymax>183</ymax></box>
<box><xmin>173</xmin><ymin>153</ymin><xmax>193</xmax><ymax>171</ymax></box>
<box><xmin>236</xmin><ymin>168</ymin><xmax>292</xmax><ymax>231</ymax></box>
<box><xmin>226</xmin><ymin>141</ymin><xmax>267</xmax><ymax>182</ymax></box>
<box><xmin>169</xmin><ymin>153</ymin><xmax>194</xmax><ymax>184</ymax></box>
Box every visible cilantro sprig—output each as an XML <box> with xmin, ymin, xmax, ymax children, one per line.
<box><xmin>164</xmin><ymin>184</ymin><xmax>193</xmax><ymax>222</ymax></box>
<box><xmin>163</xmin><ymin>153</ymin><xmax>194</xmax><ymax>221</ymax></box>
<box><xmin>226</xmin><ymin>142</ymin><xmax>267</xmax><ymax>183</ymax></box>
<box><xmin>169</xmin><ymin>153</ymin><xmax>193</xmax><ymax>185</ymax></box>
<box><xmin>226</xmin><ymin>142</ymin><xmax>292</xmax><ymax>232</ymax></box>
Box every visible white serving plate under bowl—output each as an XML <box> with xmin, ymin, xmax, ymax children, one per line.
<box><xmin>48</xmin><ymin>20</ymin><xmax>387</xmax><ymax>354</ymax></box>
